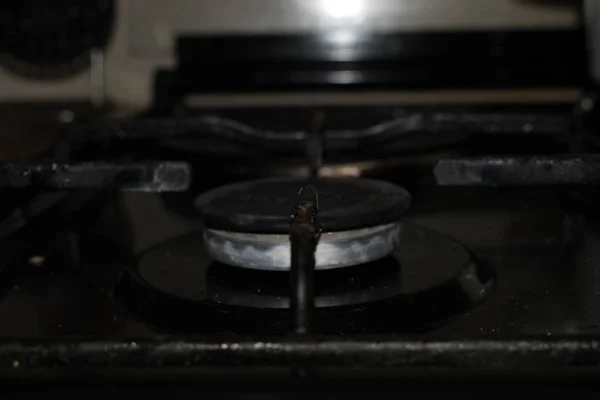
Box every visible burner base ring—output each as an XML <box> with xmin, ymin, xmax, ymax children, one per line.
<box><xmin>204</xmin><ymin>222</ymin><xmax>399</xmax><ymax>270</ymax></box>
<box><xmin>115</xmin><ymin>223</ymin><xmax>494</xmax><ymax>334</ymax></box>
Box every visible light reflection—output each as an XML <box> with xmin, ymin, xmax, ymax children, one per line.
<box><xmin>320</xmin><ymin>165</ymin><xmax>362</xmax><ymax>177</ymax></box>
<box><xmin>329</xmin><ymin>70</ymin><xmax>362</xmax><ymax>84</ymax></box>
<box><xmin>326</xmin><ymin>29</ymin><xmax>359</xmax><ymax>45</ymax></box>
<box><xmin>320</xmin><ymin>0</ymin><xmax>364</xmax><ymax>20</ymax></box>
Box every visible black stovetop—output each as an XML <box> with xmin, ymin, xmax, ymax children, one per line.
<box><xmin>1</xmin><ymin>187</ymin><xmax>599</xmax><ymax>347</ymax></box>
<box><xmin>0</xmin><ymin>185</ymin><xmax>599</xmax><ymax>392</ymax></box>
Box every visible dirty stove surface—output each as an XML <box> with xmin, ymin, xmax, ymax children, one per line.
<box><xmin>0</xmin><ymin>188</ymin><xmax>598</xmax><ymax>381</ymax></box>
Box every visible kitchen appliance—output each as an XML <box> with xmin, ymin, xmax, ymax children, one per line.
<box><xmin>1</xmin><ymin>0</ymin><xmax>599</xmax><ymax>396</ymax></box>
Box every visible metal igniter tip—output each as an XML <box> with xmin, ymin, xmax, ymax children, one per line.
<box><xmin>297</xmin><ymin>185</ymin><xmax>318</xmax><ymax>208</ymax></box>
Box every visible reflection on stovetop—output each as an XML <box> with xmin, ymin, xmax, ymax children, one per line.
<box><xmin>111</xmin><ymin>221</ymin><xmax>489</xmax><ymax>335</ymax></box>
<box><xmin>0</xmin><ymin>188</ymin><xmax>597</xmax><ymax>339</ymax></box>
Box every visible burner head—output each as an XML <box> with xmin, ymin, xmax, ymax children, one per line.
<box><xmin>195</xmin><ymin>178</ymin><xmax>410</xmax><ymax>270</ymax></box>
<box><xmin>203</xmin><ymin>223</ymin><xmax>399</xmax><ymax>270</ymax></box>
<box><xmin>194</xmin><ymin>178</ymin><xmax>410</xmax><ymax>234</ymax></box>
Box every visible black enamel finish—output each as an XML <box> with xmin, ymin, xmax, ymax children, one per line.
<box><xmin>0</xmin><ymin>162</ymin><xmax>190</xmax><ymax>191</ymax></box>
<box><xmin>435</xmin><ymin>156</ymin><xmax>600</xmax><ymax>187</ymax></box>
<box><xmin>113</xmin><ymin>223</ymin><xmax>489</xmax><ymax>335</ymax></box>
<box><xmin>194</xmin><ymin>178</ymin><xmax>410</xmax><ymax>233</ymax></box>
<box><xmin>0</xmin><ymin>188</ymin><xmax>598</xmax><ymax>379</ymax></box>
<box><xmin>154</xmin><ymin>30</ymin><xmax>586</xmax><ymax>100</ymax></box>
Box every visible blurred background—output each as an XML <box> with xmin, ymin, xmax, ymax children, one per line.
<box><xmin>0</xmin><ymin>0</ymin><xmax>583</xmax><ymax>107</ymax></box>
<box><xmin>0</xmin><ymin>0</ymin><xmax>587</xmax><ymax>160</ymax></box>
<box><xmin>0</xmin><ymin>0</ymin><xmax>589</xmax><ymax>248</ymax></box>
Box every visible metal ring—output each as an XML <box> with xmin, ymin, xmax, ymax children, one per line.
<box><xmin>203</xmin><ymin>223</ymin><xmax>400</xmax><ymax>271</ymax></box>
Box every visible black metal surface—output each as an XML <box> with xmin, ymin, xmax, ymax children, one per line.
<box><xmin>125</xmin><ymin>104</ymin><xmax>576</xmax><ymax>135</ymax></box>
<box><xmin>1</xmin><ymin>378</ymin><xmax>598</xmax><ymax>397</ymax></box>
<box><xmin>201</xmin><ymin>258</ymin><xmax>402</xmax><ymax>309</ymax></box>
<box><xmin>1</xmin><ymin>338</ymin><xmax>600</xmax><ymax>370</ymax></box>
<box><xmin>306</xmin><ymin>113</ymin><xmax>325</xmax><ymax>177</ymax></box>
<box><xmin>0</xmin><ymin>185</ymin><xmax>596</xmax><ymax>379</ymax></box>
<box><xmin>158</xmin><ymin>30</ymin><xmax>585</xmax><ymax>97</ymax></box>
<box><xmin>194</xmin><ymin>178</ymin><xmax>410</xmax><ymax>233</ymax></box>
<box><xmin>0</xmin><ymin>192</ymin><xmax>68</xmax><ymax>241</ymax></box>
<box><xmin>55</xmin><ymin>104</ymin><xmax>573</xmax><ymax>164</ymax></box>
<box><xmin>434</xmin><ymin>156</ymin><xmax>600</xmax><ymax>186</ymax></box>
<box><xmin>0</xmin><ymin>162</ymin><xmax>191</xmax><ymax>191</ymax></box>
<box><xmin>177</xmin><ymin>31</ymin><xmax>583</xmax><ymax>64</ymax></box>
<box><xmin>289</xmin><ymin>186</ymin><xmax>320</xmax><ymax>334</ymax></box>
<box><xmin>113</xmin><ymin>223</ymin><xmax>488</xmax><ymax>334</ymax></box>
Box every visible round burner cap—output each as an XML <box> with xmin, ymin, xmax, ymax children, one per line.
<box><xmin>195</xmin><ymin>178</ymin><xmax>410</xmax><ymax>233</ymax></box>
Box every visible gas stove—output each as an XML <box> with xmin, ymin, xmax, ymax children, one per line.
<box><xmin>1</xmin><ymin>116</ymin><xmax>600</xmax><ymax>393</ymax></box>
<box><xmin>3</xmin><ymin>0</ymin><xmax>600</xmax><ymax>394</ymax></box>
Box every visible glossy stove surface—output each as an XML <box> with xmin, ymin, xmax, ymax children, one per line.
<box><xmin>112</xmin><ymin>222</ymin><xmax>489</xmax><ymax>335</ymax></box>
<box><xmin>0</xmin><ymin>188</ymin><xmax>596</xmax><ymax>340</ymax></box>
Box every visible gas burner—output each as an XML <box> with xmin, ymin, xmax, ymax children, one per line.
<box><xmin>194</xmin><ymin>177</ymin><xmax>410</xmax><ymax>270</ymax></box>
<box><xmin>114</xmin><ymin>223</ymin><xmax>493</xmax><ymax>334</ymax></box>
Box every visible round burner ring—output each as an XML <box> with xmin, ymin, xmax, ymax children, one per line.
<box><xmin>195</xmin><ymin>177</ymin><xmax>410</xmax><ymax>234</ymax></box>
<box><xmin>195</xmin><ymin>177</ymin><xmax>410</xmax><ymax>269</ymax></box>
<box><xmin>204</xmin><ymin>222</ymin><xmax>399</xmax><ymax>271</ymax></box>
